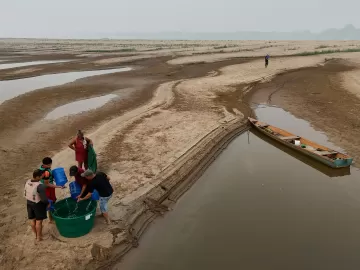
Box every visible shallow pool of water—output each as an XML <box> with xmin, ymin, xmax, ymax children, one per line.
<box><xmin>255</xmin><ymin>105</ymin><xmax>344</xmax><ymax>152</ymax></box>
<box><xmin>117</xmin><ymin>111</ymin><xmax>360</xmax><ymax>269</ymax></box>
<box><xmin>0</xmin><ymin>67</ymin><xmax>131</xmax><ymax>104</ymax></box>
<box><xmin>45</xmin><ymin>94</ymin><xmax>118</xmax><ymax>120</ymax></box>
<box><xmin>0</xmin><ymin>60</ymin><xmax>70</xmax><ymax>70</ymax></box>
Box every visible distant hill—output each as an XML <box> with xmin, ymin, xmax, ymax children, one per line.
<box><xmin>106</xmin><ymin>24</ymin><xmax>360</xmax><ymax>40</ymax></box>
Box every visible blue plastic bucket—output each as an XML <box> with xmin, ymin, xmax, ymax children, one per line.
<box><xmin>52</xmin><ymin>167</ymin><xmax>68</xmax><ymax>186</ymax></box>
<box><xmin>91</xmin><ymin>190</ymin><xmax>100</xmax><ymax>201</ymax></box>
<box><xmin>69</xmin><ymin>181</ymin><xmax>81</xmax><ymax>199</ymax></box>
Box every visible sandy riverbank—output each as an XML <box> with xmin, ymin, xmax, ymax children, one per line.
<box><xmin>2</xmin><ymin>40</ymin><xmax>360</xmax><ymax>269</ymax></box>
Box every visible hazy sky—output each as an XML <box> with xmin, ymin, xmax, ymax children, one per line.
<box><xmin>0</xmin><ymin>0</ymin><xmax>359</xmax><ymax>38</ymax></box>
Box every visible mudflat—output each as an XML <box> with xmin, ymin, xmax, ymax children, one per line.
<box><xmin>1</xmin><ymin>40</ymin><xmax>360</xmax><ymax>269</ymax></box>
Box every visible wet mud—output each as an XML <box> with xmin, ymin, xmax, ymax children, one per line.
<box><xmin>109</xmin><ymin>59</ymin><xmax>360</xmax><ymax>269</ymax></box>
<box><xmin>2</xmin><ymin>53</ymin><xmax>360</xmax><ymax>270</ymax></box>
<box><xmin>0</xmin><ymin>56</ymin><xmax>252</xmax><ymax>248</ymax></box>
<box><xmin>248</xmin><ymin>59</ymin><xmax>360</xmax><ymax>166</ymax></box>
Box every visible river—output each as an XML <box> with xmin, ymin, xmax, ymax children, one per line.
<box><xmin>115</xmin><ymin>107</ymin><xmax>360</xmax><ymax>270</ymax></box>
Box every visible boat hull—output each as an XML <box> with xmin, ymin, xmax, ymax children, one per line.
<box><xmin>250</xmin><ymin>129</ymin><xmax>351</xmax><ymax>177</ymax></box>
<box><xmin>249</xmin><ymin>119</ymin><xmax>352</xmax><ymax>168</ymax></box>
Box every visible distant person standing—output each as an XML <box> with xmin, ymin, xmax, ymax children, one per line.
<box><xmin>78</xmin><ymin>169</ymin><xmax>113</xmax><ymax>224</ymax></box>
<box><xmin>68</xmin><ymin>130</ymin><xmax>93</xmax><ymax>170</ymax></box>
<box><xmin>265</xmin><ymin>54</ymin><xmax>270</xmax><ymax>68</ymax></box>
<box><xmin>24</xmin><ymin>169</ymin><xmax>49</xmax><ymax>242</ymax></box>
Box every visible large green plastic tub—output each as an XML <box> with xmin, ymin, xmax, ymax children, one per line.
<box><xmin>52</xmin><ymin>197</ymin><xmax>97</xmax><ymax>238</ymax></box>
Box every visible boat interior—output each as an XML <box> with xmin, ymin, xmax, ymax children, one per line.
<box><xmin>250</xmin><ymin>119</ymin><xmax>348</xmax><ymax>161</ymax></box>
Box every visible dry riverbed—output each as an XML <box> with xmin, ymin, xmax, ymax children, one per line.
<box><xmin>1</xmin><ymin>40</ymin><xmax>360</xmax><ymax>270</ymax></box>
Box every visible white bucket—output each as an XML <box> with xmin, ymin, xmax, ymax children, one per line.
<box><xmin>294</xmin><ymin>140</ymin><xmax>301</xmax><ymax>146</ymax></box>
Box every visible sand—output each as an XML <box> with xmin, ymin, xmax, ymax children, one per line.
<box><xmin>339</xmin><ymin>69</ymin><xmax>360</xmax><ymax>98</ymax></box>
<box><xmin>51</xmin><ymin>54</ymin><xmax>338</xmax><ymax>206</ymax></box>
<box><xmin>2</xmin><ymin>40</ymin><xmax>360</xmax><ymax>269</ymax></box>
<box><xmin>248</xmin><ymin>59</ymin><xmax>360</xmax><ymax>166</ymax></box>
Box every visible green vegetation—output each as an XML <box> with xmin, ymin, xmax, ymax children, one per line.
<box><xmin>315</xmin><ymin>45</ymin><xmax>328</xmax><ymax>49</ymax></box>
<box><xmin>287</xmin><ymin>47</ymin><xmax>299</xmax><ymax>51</ymax></box>
<box><xmin>259</xmin><ymin>45</ymin><xmax>274</xmax><ymax>49</ymax></box>
<box><xmin>118</xmin><ymin>48</ymin><xmax>136</xmax><ymax>52</ymax></box>
<box><xmin>146</xmin><ymin>47</ymin><xmax>165</xmax><ymax>51</ymax></box>
<box><xmin>214</xmin><ymin>45</ymin><xmax>228</xmax><ymax>49</ymax></box>
<box><xmin>189</xmin><ymin>47</ymin><xmax>255</xmax><ymax>56</ymax></box>
<box><xmin>294</xmin><ymin>48</ymin><xmax>360</xmax><ymax>56</ymax></box>
<box><xmin>84</xmin><ymin>48</ymin><xmax>136</xmax><ymax>53</ymax></box>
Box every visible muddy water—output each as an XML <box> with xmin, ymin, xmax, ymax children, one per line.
<box><xmin>45</xmin><ymin>94</ymin><xmax>118</xmax><ymax>120</ymax></box>
<box><xmin>255</xmin><ymin>106</ymin><xmax>345</xmax><ymax>153</ymax></box>
<box><xmin>0</xmin><ymin>60</ymin><xmax>70</xmax><ymax>70</ymax></box>
<box><xmin>117</xmin><ymin>110</ymin><xmax>360</xmax><ymax>270</ymax></box>
<box><xmin>0</xmin><ymin>67</ymin><xmax>131</xmax><ymax>103</ymax></box>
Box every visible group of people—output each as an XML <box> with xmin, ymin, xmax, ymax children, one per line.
<box><xmin>69</xmin><ymin>166</ymin><xmax>113</xmax><ymax>225</ymax></box>
<box><xmin>25</xmin><ymin>54</ymin><xmax>272</xmax><ymax>242</ymax></box>
<box><xmin>24</xmin><ymin>130</ymin><xmax>114</xmax><ymax>242</ymax></box>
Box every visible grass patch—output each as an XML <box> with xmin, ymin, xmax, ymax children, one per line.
<box><xmin>315</xmin><ymin>45</ymin><xmax>328</xmax><ymax>49</ymax></box>
<box><xmin>259</xmin><ymin>45</ymin><xmax>274</xmax><ymax>49</ymax></box>
<box><xmin>188</xmin><ymin>47</ymin><xmax>256</xmax><ymax>56</ymax></box>
<box><xmin>84</xmin><ymin>48</ymin><xmax>136</xmax><ymax>53</ymax></box>
<box><xmin>214</xmin><ymin>45</ymin><xmax>228</xmax><ymax>49</ymax></box>
<box><xmin>294</xmin><ymin>48</ymin><xmax>360</xmax><ymax>56</ymax></box>
<box><xmin>146</xmin><ymin>47</ymin><xmax>166</xmax><ymax>51</ymax></box>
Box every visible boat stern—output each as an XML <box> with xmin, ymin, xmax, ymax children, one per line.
<box><xmin>334</xmin><ymin>158</ymin><xmax>353</xmax><ymax>168</ymax></box>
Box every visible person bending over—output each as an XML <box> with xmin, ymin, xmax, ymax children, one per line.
<box><xmin>78</xmin><ymin>169</ymin><xmax>113</xmax><ymax>224</ymax></box>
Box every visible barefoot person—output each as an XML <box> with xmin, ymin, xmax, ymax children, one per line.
<box><xmin>68</xmin><ymin>130</ymin><xmax>93</xmax><ymax>170</ymax></box>
<box><xmin>39</xmin><ymin>157</ymin><xmax>64</xmax><ymax>223</ymax></box>
<box><xmin>24</xmin><ymin>169</ymin><xmax>49</xmax><ymax>241</ymax></box>
<box><xmin>78</xmin><ymin>169</ymin><xmax>113</xmax><ymax>224</ymax></box>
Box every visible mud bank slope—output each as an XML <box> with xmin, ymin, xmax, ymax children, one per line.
<box><xmin>1</xmin><ymin>56</ymin><xmax>253</xmax><ymax>270</ymax></box>
<box><xmin>249</xmin><ymin>58</ymin><xmax>360</xmax><ymax>165</ymax></box>
<box><xmin>3</xmin><ymin>50</ymin><xmax>360</xmax><ymax>270</ymax></box>
<box><xmin>90</xmin><ymin>55</ymin><xmax>360</xmax><ymax>269</ymax></box>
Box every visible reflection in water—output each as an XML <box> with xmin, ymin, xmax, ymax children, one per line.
<box><xmin>117</xmin><ymin>132</ymin><xmax>360</xmax><ymax>270</ymax></box>
<box><xmin>252</xmin><ymin>106</ymin><xmax>352</xmax><ymax>177</ymax></box>
<box><xmin>0</xmin><ymin>67</ymin><xmax>131</xmax><ymax>104</ymax></box>
<box><xmin>45</xmin><ymin>94</ymin><xmax>118</xmax><ymax>120</ymax></box>
<box><xmin>251</xmin><ymin>129</ymin><xmax>351</xmax><ymax>177</ymax></box>
<box><xmin>255</xmin><ymin>105</ymin><xmax>344</xmax><ymax>152</ymax></box>
<box><xmin>0</xmin><ymin>60</ymin><xmax>70</xmax><ymax>70</ymax></box>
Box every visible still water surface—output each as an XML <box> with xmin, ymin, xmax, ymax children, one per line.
<box><xmin>0</xmin><ymin>60</ymin><xmax>70</xmax><ymax>70</ymax></box>
<box><xmin>0</xmin><ymin>67</ymin><xmax>131</xmax><ymax>104</ymax></box>
<box><xmin>45</xmin><ymin>94</ymin><xmax>118</xmax><ymax>120</ymax></box>
<box><xmin>117</xmin><ymin>108</ymin><xmax>360</xmax><ymax>270</ymax></box>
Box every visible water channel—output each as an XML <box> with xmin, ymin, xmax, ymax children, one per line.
<box><xmin>116</xmin><ymin>107</ymin><xmax>360</xmax><ymax>270</ymax></box>
<box><xmin>0</xmin><ymin>67</ymin><xmax>131</xmax><ymax>104</ymax></box>
<box><xmin>45</xmin><ymin>94</ymin><xmax>118</xmax><ymax>120</ymax></box>
<box><xmin>0</xmin><ymin>60</ymin><xmax>70</xmax><ymax>70</ymax></box>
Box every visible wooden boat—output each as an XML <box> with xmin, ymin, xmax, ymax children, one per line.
<box><xmin>248</xmin><ymin>117</ymin><xmax>353</xmax><ymax>168</ymax></box>
<box><xmin>250</xmin><ymin>128</ymin><xmax>351</xmax><ymax>177</ymax></box>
